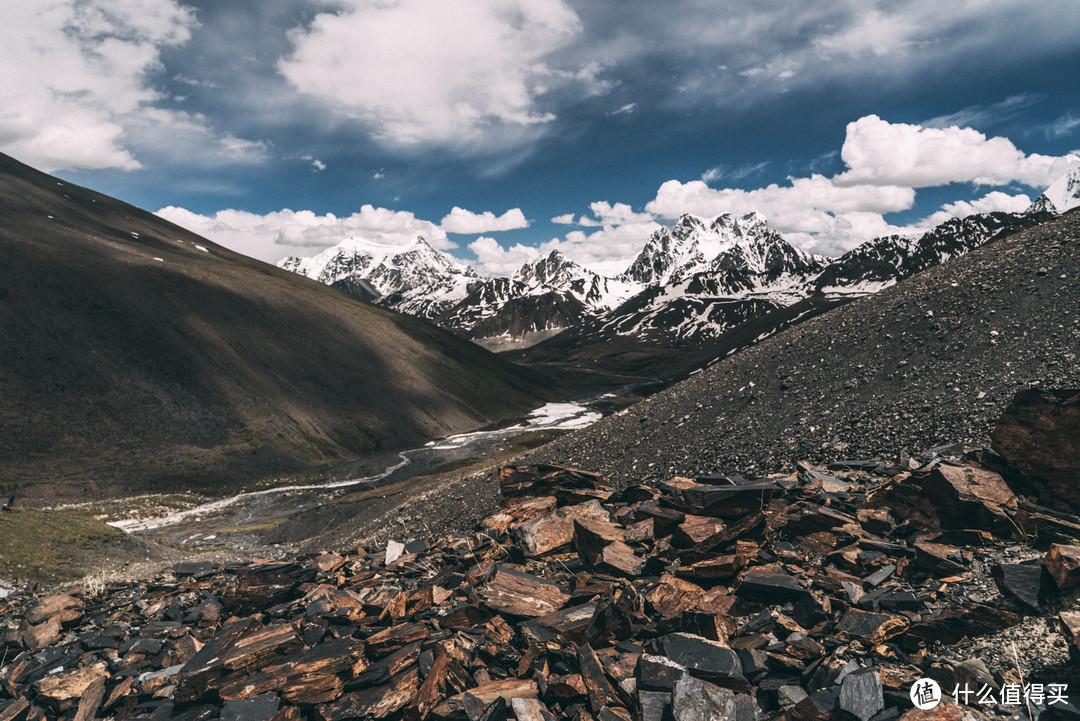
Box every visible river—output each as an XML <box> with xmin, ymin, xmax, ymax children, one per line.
<box><xmin>106</xmin><ymin>396</ymin><xmax>612</xmax><ymax>554</ymax></box>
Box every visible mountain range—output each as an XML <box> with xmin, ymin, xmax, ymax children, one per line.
<box><xmin>280</xmin><ymin>168</ymin><xmax>1079</xmax><ymax>372</ymax></box>
<box><xmin>0</xmin><ymin>153</ymin><xmax>550</xmax><ymax>499</ymax></box>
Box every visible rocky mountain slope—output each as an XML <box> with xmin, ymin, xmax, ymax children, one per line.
<box><xmin>0</xmin><ymin>153</ymin><xmax>549</xmax><ymax>499</ymax></box>
<box><xmin>7</xmin><ymin>426</ymin><xmax>1080</xmax><ymax>721</ymax></box>
<box><xmin>522</xmin><ymin>209</ymin><xmax>1080</xmax><ymax>485</ymax></box>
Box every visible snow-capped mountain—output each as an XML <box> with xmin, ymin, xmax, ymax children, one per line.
<box><xmin>524</xmin><ymin>205</ymin><xmax>1053</xmax><ymax>360</ymax></box>
<box><xmin>278</xmin><ymin>235</ymin><xmax>479</xmax><ymax>319</ymax></box>
<box><xmin>584</xmin><ymin>213</ymin><xmax>824</xmax><ymax>343</ymax></box>
<box><xmin>281</xmin><ymin>170</ymin><xmax>1072</xmax><ymax>362</ymax></box>
<box><xmin>1029</xmin><ymin>166</ymin><xmax>1080</xmax><ymax>214</ymax></box>
<box><xmin>436</xmin><ymin>249</ymin><xmax>640</xmax><ymax>348</ymax></box>
<box><xmin>621</xmin><ymin>211</ymin><xmax>817</xmax><ymax>289</ymax></box>
<box><xmin>814</xmin><ymin>211</ymin><xmax>1050</xmax><ymax>295</ymax></box>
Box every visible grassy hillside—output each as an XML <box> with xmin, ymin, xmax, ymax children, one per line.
<box><xmin>0</xmin><ymin>153</ymin><xmax>550</xmax><ymax>500</ymax></box>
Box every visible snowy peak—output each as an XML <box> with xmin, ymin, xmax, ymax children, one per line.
<box><xmin>278</xmin><ymin>235</ymin><xmax>479</xmax><ymax>319</ymax></box>
<box><xmin>1029</xmin><ymin>166</ymin><xmax>1080</xmax><ymax>214</ymax></box>
<box><xmin>513</xmin><ymin>249</ymin><xmax>583</xmax><ymax>287</ymax></box>
<box><xmin>621</xmin><ymin>211</ymin><xmax>814</xmax><ymax>288</ymax></box>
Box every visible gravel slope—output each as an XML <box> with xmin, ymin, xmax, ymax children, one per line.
<box><xmin>522</xmin><ymin>209</ymin><xmax>1080</xmax><ymax>484</ymax></box>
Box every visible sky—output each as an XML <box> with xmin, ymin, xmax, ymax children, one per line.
<box><xmin>3</xmin><ymin>0</ymin><xmax>1080</xmax><ymax>277</ymax></box>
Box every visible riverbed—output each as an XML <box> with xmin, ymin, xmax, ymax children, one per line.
<box><xmin>106</xmin><ymin>398</ymin><xmax>610</xmax><ymax>554</ymax></box>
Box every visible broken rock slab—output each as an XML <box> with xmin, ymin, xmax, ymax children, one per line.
<box><xmin>1046</xmin><ymin>544</ymin><xmax>1080</xmax><ymax>590</ymax></box>
<box><xmin>991</xmin><ymin>388</ymin><xmax>1080</xmax><ymax>510</ymax></box>
<box><xmin>839</xmin><ymin>667</ymin><xmax>883</xmax><ymax>721</ymax></box>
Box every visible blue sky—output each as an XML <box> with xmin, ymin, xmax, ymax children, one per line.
<box><xmin>3</xmin><ymin>0</ymin><xmax>1079</xmax><ymax>275</ymax></box>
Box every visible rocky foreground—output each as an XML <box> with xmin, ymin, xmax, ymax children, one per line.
<box><xmin>1</xmin><ymin>390</ymin><xmax>1078</xmax><ymax>721</ymax></box>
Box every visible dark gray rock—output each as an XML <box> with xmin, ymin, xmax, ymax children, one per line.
<box><xmin>839</xmin><ymin>668</ymin><xmax>883</xmax><ymax>721</ymax></box>
<box><xmin>656</xmin><ymin>632</ymin><xmax>745</xmax><ymax>686</ymax></box>
<box><xmin>221</xmin><ymin>692</ymin><xmax>280</xmax><ymax>721</ymax></box>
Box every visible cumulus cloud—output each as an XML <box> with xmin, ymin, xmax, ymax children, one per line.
<box><xmin>916</xmin><ymin>191</ymin><xmax>1034</xmax><ymax>230</ymax></box>
<box><xmin>278</xmin><ymin>0</ymin><xmax>601</xmax><ymax>157</ymax></box>
<box><xmin>0</xmin><ymin>0</ymin><xmax>192</xmax><ymax>170</ymax></box>
<box><xmin>0</xmin><ymin>0</ymin><xmax>271</xmax><ymax>173</ymax></box>
<box><xmin>576</xmin><ymin>201</ymin><xmax>655</xmax><ymax>227</ymax></box>
<box><xmin>469</xmin><ymin>215</ymin><xmax>661</xmax><ymax>276</ymax></box>
<box><xmin>469</xmin><ymin>236</ymin><xmax>559</xmax><ymax>276</ymax></box>
<box><xmin>838</xmin><ymin>115</ymin><xmax>1077</xmax><ymax>188</ymax></box>
<box><xmin>551</xmin><ymin>213</ymin><xmax>576</xmax><ymax>225</ymax></box>
<box><xmin>156</xmin><ymin>205</ymin><xmax>453</xmax><ymax>264</ymax></box>
<box><xmin>639</xmin><ymin>115</ymin><xmax>1080</xmax><ymax>256</ymax></box>
<box><xmin>440</xmin><ymin>207</ymin><xmax>530</xmax><ymax>234</ymax></box>
<box><xmin>647</xmin><ymin>175</ymin><xmax>915</xmax><ymax>232</ymax></box>
<box><xmin>558</xmin><ymin>221</ymin><xmax>664</xmax><ymax>276</ymax></box>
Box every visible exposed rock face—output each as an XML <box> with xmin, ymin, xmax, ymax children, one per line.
<box><xmin>991</xmin><ymin>388</ymin><xmax>1080</xmax><ymax>510</ymax></box>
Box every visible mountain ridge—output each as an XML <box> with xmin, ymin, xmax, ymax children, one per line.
<box><xmin>277</xmin><ymin>177</ymin><xmax>1072</xmax><ymax>358</ymax></box>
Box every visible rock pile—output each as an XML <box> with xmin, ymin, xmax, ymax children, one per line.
<box><xmin>3</xmin><ymin>407</ymin><xmax>1080</xmax><ymax>721</ymax></box>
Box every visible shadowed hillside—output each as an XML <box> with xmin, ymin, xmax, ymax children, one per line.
<box><xmin>0</xmin><ymin>154</ymin><xmax>549</xmax><ymax>499</ymax></box>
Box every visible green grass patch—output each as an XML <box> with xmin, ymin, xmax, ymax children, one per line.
<box><xmin>0</xmin><ymin>508</ymin><xmax>128</xmax><ymax>584</ymax></box>
<box><xmin>214</xmin><ymin>518</ymin><xmax>288</xmax><ymax>534</ymax></box>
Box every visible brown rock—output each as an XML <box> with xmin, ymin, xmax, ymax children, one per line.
<box><xmin>311</xmin><ymin>552</ymin><xmax>346</xmax><ymax>574</ymax></box>
<box><xmin>24</xmin><ymin>593</ymin><xmax>82</xmax><ymax>626</ymax></box>
<box><xmin>317</xmin><ymin>667</ymin><xmax>419</xmax><ymax>721</ymax></box>
<box><xmin>644</xmin><ymin>575</ymin><xmax>705</xmax><ymax>620</ymax></box>
<box><xmin>991</xmin><ymin>388</ymin><xmax>1080</xmax><ymax>509</ymax></box>
<box><xmin>481</xmin><ymin>565</ymin><xmax>569</xmax><ymax>617</ymax></box>
<box><xmin>519</xmin><ymin>501</ymin><xmax>611</xmax><ymax>557</ymax></box>
<box><xmin>433</xmin><ymin>678</ymin><xmax>539</xmax><ymax>718</ymax></box>
<box><xmin>0</xmin><ymin>698</ymin><xmax>29</xmax><ymax>721</ymax></box>
<box><xmin>577</xmin><ymin>644</ymin><xmax>623</xmax><ymax>713</ymax></box>
<box><xmin>20</xmin><ymin>617</ymin><xmax>61</xmax><ymax>650</ymax></box>
<box><xmin>35</xmin><ymin>663</ymin><xmax>109</xmax><ymax>703</ymax></box>
<box><xmin>500</xmin><ymin>465</ymin><xmax>610</xmax><ymax>498</ymax></box>
<box><xmin>898</xmin><ymin>702</ymin><xmax>990</xmax><ymax>720</ymax></box>
<box><xmin>1045</xmin><ymin>543</ymin><xmax>1080</xmax><ymax>589</ymax></box>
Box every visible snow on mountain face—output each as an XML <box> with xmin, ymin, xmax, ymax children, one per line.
<box><xmin>1029</xmin><ymin>166</ymin><xmax>1080</xmax><ymax>214</ymax></box>
<box><xmin>620</xmin><ymin>211</ymin><xmax>817</xmax><ymax>290</ymax></box>
<box><xmin>814</xmin><ymin>211</ymin><xmax>1049</xmax><ymax>295</ymax></box>
<box><xmin>437</xmin><ymin>249</ymin><xmax>641</xmax><ymax>344</ymax></box>
<box><xmin>592</xmin><ymin>212</ymin><xmax>825</xmax><ymax>342</ymax></box>
<box><xmin>278</xmin><ymin>236</ymin><xmax>479</xmax><ymax>319</ymax></box>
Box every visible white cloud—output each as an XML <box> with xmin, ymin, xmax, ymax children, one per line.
<box><xmin>558</xmin><ymin>221</ymin><xmax>664</xmax><ymax>275</ymax></box>
<box><xmin>0</xmin><ymin>0</ymin><xmax>271</xmax><ymax>173</ymax></box>
<box><xmin>838</xmin><ymin>115</ymin><xmax>1077</xmax><ymax>188</ymax></box>
<box><xmin>577</xmin><ymin>201</ymin><xmax>655</xmax><ymax>227</ymax></box>
<box><xmin>916</xmin><ymin>191</ymin><xmax>1034</xmax><ymax>230</ymax></box>
<box><xmin>647</xmin><ymin>175</ymin><xmax>915</xmax><ymax>232</ymax></box>
<box><xmin>644</xmin><ymin>114</ymin><xmax>1079</xmax><ymax>256</ymax></box>
<box><xmin>0</xmin><ymin>0</ymin><xmax>194</xmax><ymax>170</ymax></box>
<box><xmin>441</xmin><ymin>207</ymin><xmax>530</xmax><ymax>234</ymax></box>
<box><xmin>278</xmin><ymin>0</ymin><xmax>600</xmax><ymax>156</ymax></box>
<box><xmin>156</xmin><ymin>205</ymin><xmax>453</xmax><ymax>264</ymax></box>
<box><xmin>469</xmin><ymin>216</ymin><xmax>661</xmax><ymax>276</ymax></box>
<box><xmin>551</xmin><ymin>213</ymin><xmax>576</xmax><ymax>225</ymax></box>
<box><xmin>468</xmin><ymin>236</ymin><xmax>559</xmax><ymax>276</ymax></box>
